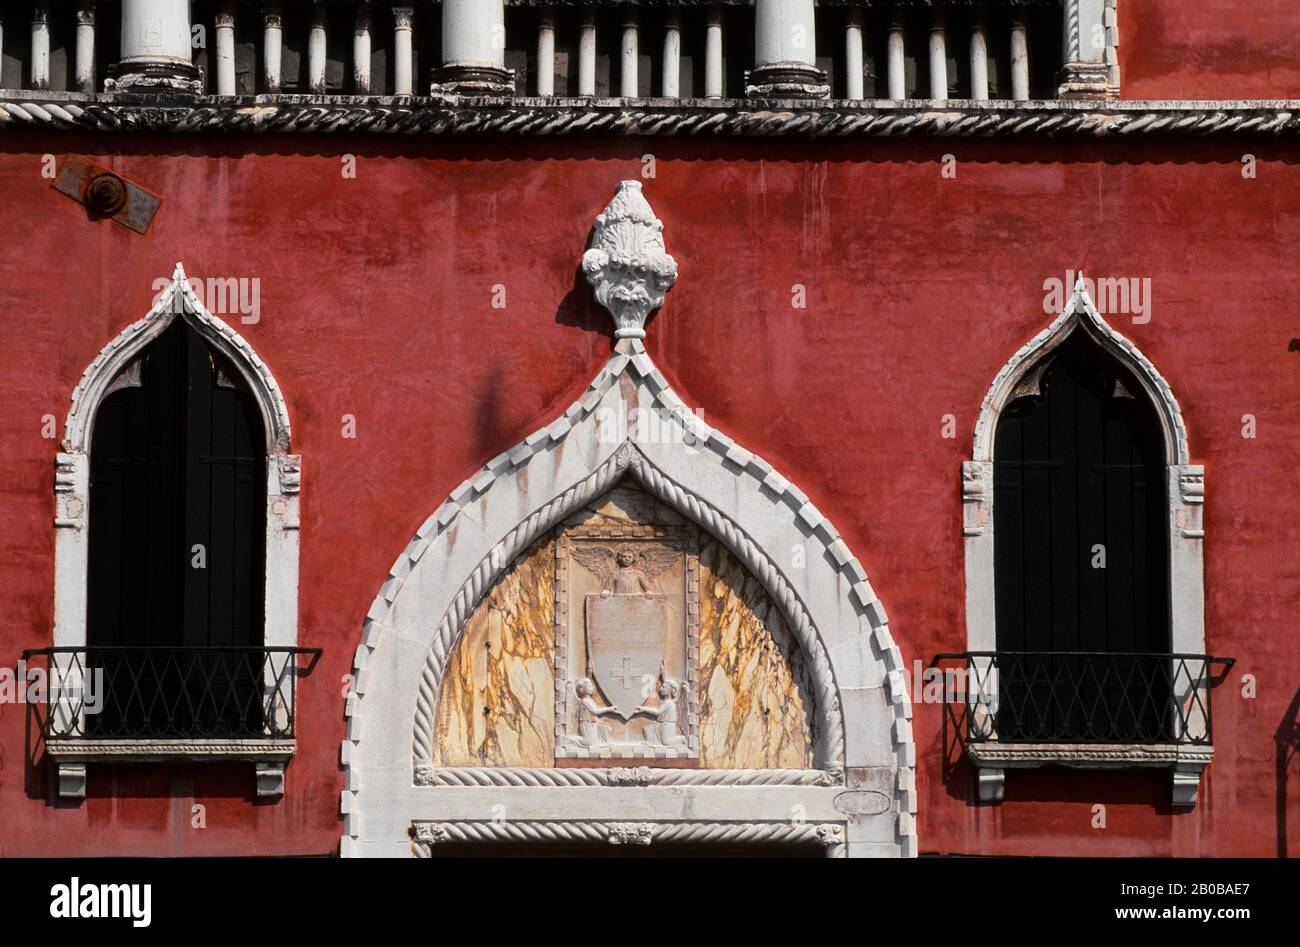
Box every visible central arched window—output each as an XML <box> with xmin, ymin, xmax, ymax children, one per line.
<box><xmin>87</xmin><ymin>319</ymin><xmax>267</xmax><ymax>736</ymax></box>
<box><xmin>992</xmin><ymin>331</ymin><xmax>1170</xmax><ymax>741</ymax></box>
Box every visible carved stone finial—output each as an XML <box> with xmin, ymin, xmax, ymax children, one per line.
<box><xmin>582</xmin><ymin>181</ymin><xmax>678</xmax><ymax>340</ymax></box>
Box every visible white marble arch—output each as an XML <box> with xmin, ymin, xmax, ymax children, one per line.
<box><xmin>961</xmin><ymin>275</ymin><xmax>1210</xmax><ymax>806</ymax></box>
<box><xmin>51</xmin><ymin>264</ymin><xmax>301</xmax><ymax>798</ymax></box>
<box><xmin>343</xmin><ymin>338</ymin><xmax>918</xmax><ymax>858</ymax></box>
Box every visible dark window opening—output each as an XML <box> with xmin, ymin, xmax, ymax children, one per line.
<box><xmin>992</xmin><ymin>330</ymin><xmax>1171</xmax><ymax>742</ymax></box>
<box><xmin>86</xmin><ymin>319</ymin><xmax>266</xmax><ymax>737</ymax></box>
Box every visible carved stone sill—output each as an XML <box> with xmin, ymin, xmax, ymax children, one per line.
<box><xmin>45</xmin><ymin>738</ymin><xmax>295</xmax><ymax>801</ymax></box>
<box><xmin>966</xmin><ymin>742</ymin><xmax>1213</xmax><ymax>808</ymax></box>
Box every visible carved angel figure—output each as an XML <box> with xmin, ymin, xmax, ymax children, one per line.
<box><xmin>636</xmin><ymin>677</ymin><xmax>688</xmax><ymax>749</ymax></box>
<box><xmin>570</xmin><ymin>542</ymin><xmax>677</xmax><ymax>597</ymax></box>
<box><xmin>573</xmin><ymin>677</ymin><xmax>624</xmax><ymax>748</ymax></box>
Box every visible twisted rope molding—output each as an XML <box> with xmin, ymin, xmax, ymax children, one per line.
<box><xmin>409</xmin><ymin>441</ymin><xmax>849</xmax><ymax>768</ymax></box>
<box><xmin>411</xmin><ymin>820</ymin><xmax>846</xmax><ymax>856</ymax></box>
<box><xmin>4</xmin><ymin>95</ymin><xmax>1300</xmax><ymax>138</ymax></box>
<box><xmin>415</xmin><ymin>766</ymin><xmax>844</xmax><ymax>787</ymax></box>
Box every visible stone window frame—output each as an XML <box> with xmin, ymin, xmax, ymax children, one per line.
<box><xmin>960</xmin><ymin>276</ymin><xmax>1209</xmax><ymax>807</ymax></box>
<box><xmin>50</xmin><ymin>264</ymin><xmax>301</xmax><ymax>799</ymax></box>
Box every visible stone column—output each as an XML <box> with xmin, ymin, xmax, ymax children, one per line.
<box><xmin>620</xmin><ymin>10</ymin><xmax>638</xmax><ymax>97</ymax></box>
<box><xmin>886</xmin><ymin>6</ymin><xmax>905</xmax><ymax>100</ymax></box>
<box><xmin>578</xmin><ymin>8</ymin><xmax>596</xmax><ymax>96</ymax></box>
<box><xmin>1057</xmin><ymin>0</ymin><xmax>1109</xmax><ymax>100</ymax></box>
<box><xmin>264</xmin><ymin>3</ymin><xmax>283</xmax><ymax>94</ymax></box>
<box><xmin>537</xmin><ymin>8</ymin><xmax>556</xmax><ymax>96</ymax></box>
<box><xmin>928</xmin><ymin>7</ymin><xmax>947</xmax><ymax>101</ymax></box>
<box><xmin>436</xmin><ymin>0</ymin><xmax>512</xmax><ymax>95</ymax></box>
<box><xmin>662</xmin><ymin>9</ymin><xmax>681</xmax><ymax>98</ymax></box>
<box><xmin>307</xmin><ymin>2</ymin><xmax>327</xmax><ymax>94</ymax></box>
<box><xmin>704</xmin><ymin>3</ymin><xmax>723</xmax><ymax>98</ymax></box>
<box><xmin>392</xmin><ymin>7</ymin><xmax>414</xmax><ymax>96</ymax></box>
<box><xmin>76</xmin><ymin>3</ymin><xmax>97</xmax><ymax>94</ymax></box>
<box><xmin>748</xmin><ymin>0</ymin><xmax>827</xmax><ymax>98</ymax></box>
<box><xmin>970</xmin><ymin>8</ymin><xmax>988</xmax><ymax>101</ymax></box>
<box><xmin>214</xmin><ymin>2</ymin><xmax>236</xmax><ymax>95</ymax></box>
<box><xmin>844</xmin><ymin>7</ymin><xmax>864</xmax><ymax>101</ymax></box>
<box><xmin>1010</xmin><ymin>15</ymin><xmax>1029</xmax><ymax>101</ymax></box>
<box><xmin>31</xmin><ymin>3</ymin><xmax>50</xmax><ymax>91</ymax></box>
<box><xmin>354</xmin><ymin>3</ymin><xmax>372</xmax><ymax>93</ymax></box>
<box><xmin>109</xmin><ymin>0</ymin><xmax>201</xmax><ymax>93</ymax></box>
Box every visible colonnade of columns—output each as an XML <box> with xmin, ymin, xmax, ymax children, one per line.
<box><xmin>1</xmin><ymin>2</ymin><xmax>1112</xmax><ymax>104</ymax></box>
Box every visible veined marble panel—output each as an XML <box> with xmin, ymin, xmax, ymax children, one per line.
<box><xmin>697</xmin><ymin>538</ymin><xmax>817</xmax><ymax>769</ymax></box>
<box><xmin>434</xmin><ymin>483</ymin><xmax>816</xmax><ymax>769</ymax></box>
<box><xmin>433</xmin><ymin>537</ymin><xmax>556</xmax><ymax>767</ymax></box>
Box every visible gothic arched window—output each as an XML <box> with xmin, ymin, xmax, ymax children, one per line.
<box><xmin>958</xmin><ymin>280</ymin><xmax>1219</xmax><ymax>808</ymax></box>
<box><xmin>43</xmin><ymin>267</ymin><xmax>306</xmax><ymax>800</ymax></box>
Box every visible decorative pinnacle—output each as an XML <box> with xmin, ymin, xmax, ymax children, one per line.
<box><xmin>581</xmin><ymin>181</ymin><xmax>678</xmax><ymax>340</ymax></box>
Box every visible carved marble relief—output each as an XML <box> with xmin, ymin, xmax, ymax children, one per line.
<box><xmin>554</xmin><ymin>490</ymin><xmax>700</xmax><ymax>761</ymax></box>
<box><xmin>432</xmin><ymin>484</ymin><xmax>815</xmax><ymax>769</ymax></box>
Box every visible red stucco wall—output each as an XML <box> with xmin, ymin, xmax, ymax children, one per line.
<box><xmin>1121</xmin><ymin>2</ymin><xmax>1300</xmax><ymax>100</ymax></box>
<box><xmin>0</xmin><ymin>131</ymin><xmax>1297</xmax><ymax>857</ymax></box>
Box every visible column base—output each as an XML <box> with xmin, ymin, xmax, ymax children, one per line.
<box><xmin>1056</xmin><ymin>61</ymin><xmax>1111</xmax><ymax>101</ymax></box>
<box><xmin>432</xmin><ymin>64</ymin><xmax>516</xmax><ymax>97</ymax></box>
<box><xmin>106</xmin><ymin>59</ymin><xmax>203</xmax><ymax>95</ymax></box>
<box><xmin>746</xmin><ymin>62</ymin><xmax>830</xmax><ymax>100</ymax></box>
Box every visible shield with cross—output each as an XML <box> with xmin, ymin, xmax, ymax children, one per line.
<box><xmin>585</xmin><ymin>593</ymin><xmax>667</xmax><ymax>717</ymax></box>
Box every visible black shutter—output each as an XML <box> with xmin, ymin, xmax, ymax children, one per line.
<box><xmin>992</xmin><ymin>332</ymin><xmax>1170</xmax><ymax>740</ymax></box>
<box><xmin>87</xmin><ymin>320</ymin><xmax>266</xmax><ymax>736</ymax></box>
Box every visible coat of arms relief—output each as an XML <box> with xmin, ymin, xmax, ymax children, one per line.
<box><xmin>554</xmin><ymin>500</ymin><xmax>700</xmax><ymax>761</ymax></box>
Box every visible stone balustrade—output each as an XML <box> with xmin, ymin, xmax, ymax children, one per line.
<box><xmin>0</xmin><ymin>2</ymin><xmax>1113</xmax><ymax>102</ymax></box>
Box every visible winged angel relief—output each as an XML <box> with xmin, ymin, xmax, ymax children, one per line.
<box><xmin>567</xmin><ymin>543</ymin><xmax>689</xmax><ymax>750</ymax></box>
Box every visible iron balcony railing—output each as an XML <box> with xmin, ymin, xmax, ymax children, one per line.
<box><xmin>931</xmin><ymin>651</ymin><xmax>1235</xmax><ymax>745</ymax></box>
<box><xmin>20</xmin><ymin>646</ymin><xmax>321</xmax><ymax>742</ymax></box>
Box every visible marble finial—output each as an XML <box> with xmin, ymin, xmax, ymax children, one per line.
<box><xmin>582</xmin><ymin>181</ymin><xmax>678</xmax><ymax>340</ymax></box>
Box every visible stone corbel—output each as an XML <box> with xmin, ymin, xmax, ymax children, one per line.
<box><xmin>255</xmin><ymin>761</ymin><xmax>286</xmax><ymax>798</ymax></box>
<box><xmin>57</xmin><ymin>762</ymin><xmax>87</xmax><ymax>800</ymax></box>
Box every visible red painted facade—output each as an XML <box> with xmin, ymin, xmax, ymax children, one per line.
<box><xmin>1</xmin><ymin>4</ymin><xmax>1297</xmax><ymax>857</ymax></box>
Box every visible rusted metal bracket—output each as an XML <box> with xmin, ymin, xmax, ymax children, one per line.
<box><xmin>51</xmin><ymin>156</ymin><xmax>161</xmax><ymax>234</ymax></box>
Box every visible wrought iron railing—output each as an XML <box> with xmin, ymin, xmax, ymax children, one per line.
<box><xmin>20</xmin><ymin>646</ymin><xmax>321</xmax><ymax>741</ymax></box>
<box><xmin>931</xmin><ymin>651</ymin><xmax>1234</xmax><ymax>745</ymax></box>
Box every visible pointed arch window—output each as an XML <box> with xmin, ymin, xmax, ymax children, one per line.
<box><xmin>33</xmin><ymin>267</ymin><xmax>312</xmax><ymax>801</ymax></box>
<box><xmin>953</xmin><ymin>280</ymin><xmax>1229</xmax><ymax>808</ymax></box>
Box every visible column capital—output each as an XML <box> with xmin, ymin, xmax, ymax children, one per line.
<box><xmin>392</xmin><ymin>7</ymin><xmax>415</xmax><ymax>31</ymax></box>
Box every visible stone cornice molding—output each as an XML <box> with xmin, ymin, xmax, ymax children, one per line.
<box><xmin>410</xmin><ymin>820</ymin><xmax>847</xmax><ymax>856</ymax></box>
<box><xmin>414</xmin><ymin>766</ymin><xmax>845</xmax><ymax>787</ymax></box>
<box><xmin>5</xmin><ymin>93</ymin><xmax>1300</xmax><ymax>139</ymax></box>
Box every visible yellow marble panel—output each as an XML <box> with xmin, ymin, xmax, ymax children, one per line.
<box><xmin>696</xmin><ymin>538</ymin><xmax>817</xmax><ymax>768</ymax></box>
<box><xmin>433</xmin><ymin>536</ymin><xmax>556</xmax><ymax>766</ymax></box>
